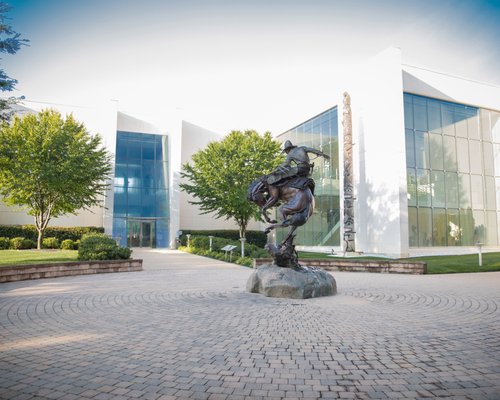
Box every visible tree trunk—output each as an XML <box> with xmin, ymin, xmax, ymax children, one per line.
<box><xmin>37</xmin><ymin>229</ymin><xmax>43</xmax><ymax>250</ymax></box>
<box><xmin>239</xmin><ymin>221</ymin><xmax>247</xmax><ymax>239</ymax></box>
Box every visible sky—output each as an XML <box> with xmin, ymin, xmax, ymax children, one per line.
<box><xmin>3</xmin><ymin>0</ymin><xmax>500</xmax><ymax>135</ymax></box>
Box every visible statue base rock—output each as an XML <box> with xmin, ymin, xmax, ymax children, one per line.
<box><xmin>247</xmin><ymin>264</ymin><xmax>337</xmax><ymax>299</ymax></box>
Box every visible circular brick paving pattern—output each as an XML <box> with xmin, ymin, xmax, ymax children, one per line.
<box><xmin>0</xmin><ymin>250</ymin><xmax>499</xmax><ymax>399</ymax></box>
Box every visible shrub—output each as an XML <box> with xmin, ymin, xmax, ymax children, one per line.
<box><xmin>78</xmin><ymin>233</ymin><xmax>132</xmax><ymax>261</ymax></box>
<box><xmin>9</xmin><ymin>237</ymin><xmax>36</xmax><ymax>250</ymax></box>
<box><xmin>61</xmin><ymin>239</ymin><xmax>76</xmax><ymax>250</ymax></box>
<box><xmin>22</xmin><ymin>239</ymin><xmax>36</xmax><ymax>249</ymax></box>
<box><xmin>235</xmin><ymin>256</ymin><xmax>253</xmax><ymax>267</ymax></box>
<box><xmin>0</xmin><ymin>237</ymin><xmax>10</xmax><ymax>250</ymax></box>
<box><xmin>0</xmin><ymin>225</ymin><xmax>104</xmax><ymax>242</ymax></box>
<box><xmin>178</xmin><ymin>237</ymin><xmax>261</xmax><ymax>268</ymax></box>
<box><xmin>10</xmin><ymin>237</ymin><xmax>25</xmax><ymax>250</ymax></box>
<box><xmin>180</xmin><ymin>230</ymin><xmax>267</xmax><ymax>248</ymax></box>
<box><xmin>42</xmin><ymin>237</ymin><xmax>60</xmax><ymax>249</ymax></box>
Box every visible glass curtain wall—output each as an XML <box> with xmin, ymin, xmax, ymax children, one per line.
<box><xmin>112</xmin><ymin>131</ymin><xmax>169</xmax><ymax>248</ymax></box>
<box><xmin>277</xmin><ymin>107</ymin><xmax>340</xmax><ymax>246</ymax></box>
<box><xmin>404</xmin><ymin>93</ymin><xmax>500</xmax><ymax>247</ymax></box>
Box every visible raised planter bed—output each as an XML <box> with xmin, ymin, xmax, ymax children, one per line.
<box><xmin>0</xmin><ymin>259</ymin><xmax>143</xmax><ymax>283</ymax></box>
<box><xmin>253</xmin><ymin>258</ymin><xmax>426</xmax><ymax>274</ymax></box>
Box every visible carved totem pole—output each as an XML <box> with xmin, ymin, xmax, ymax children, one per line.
<box><xmin>342</xmin><ymin>92</ymin><xmax>355</xmax><ymax>252</ymax></box>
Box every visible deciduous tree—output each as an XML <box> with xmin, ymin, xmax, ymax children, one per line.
<box><xmin>180</xmin><ymin>130</ymin><xmax>283</xmax><ymax>238</ymax></box>
<box><xmin>0</xmin><ymin>109</ymin><xmax>112</xmax><ymax>249</ymax></box>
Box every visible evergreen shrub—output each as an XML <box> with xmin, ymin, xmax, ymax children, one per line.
<box><xmin>0</xmin><ymin>237</ymin><xmax>9</xmax><ymax>250</ymax></box>
<box><xmin>10</xmin><ymin>237</ymin><xmax>35</xmax><ymax>250</ymax></box>
<box><xmin>0</xmin><ymin>225</ymin><xmax>104</xmax><ymax>242</ymax></box>
<box><xmin>42</xmin><ymin>237</ymin><xmax>60</xmax><ymax>249</ymax></box>
<box><xmin>61</xmin><ymin>239</ymin><xmax>77</xmax><ymax>250</ymax></box>
<box><xmin>180</xmin><ymin>230</ymin><xmax>267</xmax><ymax>248</ymax></box>
<box><xmin>78</xmin><ymin>234</ymin><xmax>131</xmax><ymax>261</ymax></box>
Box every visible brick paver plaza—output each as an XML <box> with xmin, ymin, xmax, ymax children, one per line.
<box><xmin>1</xmin><ymin>249</ymin><xmax>499</xmax><ymax>399</ymax></box>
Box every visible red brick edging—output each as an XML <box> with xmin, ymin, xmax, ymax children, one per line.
<box><xmin>253</xmin><ymin>258</ymin><xmax>426</xmax><ymax>274</ymax></box>
<box><xmin>0</xmin><ymin>259</ymin><xmax>143</xmax><ymax>283</ymax></box>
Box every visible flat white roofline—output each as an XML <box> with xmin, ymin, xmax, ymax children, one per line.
<box><xmin>402</xmin><ymin>63</ymin><xmax>500</xmax><ymax>89</ymax></box>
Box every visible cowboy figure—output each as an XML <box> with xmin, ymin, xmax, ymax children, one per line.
<box><xmin>268</xmin><ymin>140</ymin><xmax>330</xmax><ymax>185</ymax></box>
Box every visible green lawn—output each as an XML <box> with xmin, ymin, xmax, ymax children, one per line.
<box><xmin>2</xmin><ymin>249</ymin><xmax>498</xmax><ymax>274</ymax></box>
<box><xmin>0</xmin><ymin>250</ymin><xmax>78</xmax><ymax>266</ymax></box>
<box><xmin>298</xmin><ymin>251</ymin><xmax>500</xmax><ymax>274</ymax></box>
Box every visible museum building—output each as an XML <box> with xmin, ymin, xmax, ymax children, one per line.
<box><xmin>1</xmin><ymin>47</ymin><xmax>499</xmax><ymax>257</ymax></box>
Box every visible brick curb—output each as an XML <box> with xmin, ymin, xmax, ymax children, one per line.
<box><xmin>253</xmin><ymin>258</ymin><xmax>426</xmax><ymax>274</ymax></box>
<box><xmin>0</xmin><ymin>259</ymin><xmax>143</xmax><ymax>283</ymax></box>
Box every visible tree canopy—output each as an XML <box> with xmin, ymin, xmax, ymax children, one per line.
<box><xmin>180</xmin><ymin>130</ymin><xmax>283</xmax><ymax>238</ymax></box>
<box><xmin>0</xmin><ymin>2</ymin><xmax>29</xmax><ymax>121</ymax></box>
<box><xmin>0</xmin><ymin>109</ymin><xmax>112</xmax><ymax>249</ymax></box>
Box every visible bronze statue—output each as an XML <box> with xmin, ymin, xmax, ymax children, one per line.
<box><xmin>268</xmin><ymin>140</ymin><xmax>330</xmax><ymax>185</ymax></box>
<box><xmin>247</xmin><ymin>140</ymin><xmax>329</xmax><ymax>269</ymax></box>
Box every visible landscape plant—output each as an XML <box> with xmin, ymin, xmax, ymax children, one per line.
<box><xmin>9</xmin><ymin>237</ymin><xmax>35</xmax><ymax>250</ymax></box>
<box><xmin>0</xmin><ymin>237</ymin><xmax>9</xmax><ymax>250</ymax></box>
<box><xmin>179</xmin><ymin>230</ymin><xmax>267</xmax><ymax>248</ymax></box>
<box><xmin>61</xmin><ymin>239</ymin><xmax>77</xmax><ymax>250</ymax></box>
<box><xmin>0</xmin><ymin>110</ymin><xmax>112</xmax><ymax>249</ymax></box>
<box><xmin>78</xmin><ymin>233</ymin><xmax>131</xmax><ymax>261</ymax></box>
<box><xmin>180</xmin><ymin>130</ymin><xmax>282</xmax><ymax>239</ymax></box>
<box><xmin>0</xmin><ymin>225</ymin><xmax>104</xmax><ymax>242</ymax></box>
<box><xmin>42</xmin><ymin>237</ymin><xmax>59</xmax><ymax>249</ymax></box>
<box><xmin>177</xmin><ymin>233</ymin><xmax>268</xmax><ymax>267</ymax></box>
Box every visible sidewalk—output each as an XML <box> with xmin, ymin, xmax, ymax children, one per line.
<box><xmin>0</xmin><ymin>249</ymin><xmax>499</xmax><ymax>399</ymax></box>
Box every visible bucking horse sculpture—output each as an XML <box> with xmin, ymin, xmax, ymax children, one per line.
<box><xmin>247</xmin><ymin>140</ymin><xmax>329</xmax><ymax>268</ymax></box>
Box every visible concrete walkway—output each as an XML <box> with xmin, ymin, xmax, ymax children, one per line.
<box><xmin>0</xmin><ymin>249</ymin><xmax>499</xmax><ymax>400</ymax></box>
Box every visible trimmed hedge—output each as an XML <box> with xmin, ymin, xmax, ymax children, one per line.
<box><xmin>0</xmin><ymin>225</ymin><xmax>104</xmax><ymax>242</ymax></box>
<box><xmin>179</xmin><ymin>230</ymin><xmax>267</xmax><ymax>248</ymax></box>
<box><xmin>180</xmin><ymin>234</ymin><xmax>268</xmax><ymax>262</ymax></box>
<box><xmin>179</xmin><ymin>245</ymin><xmax>255</xmax><ymax>268</ymax></box>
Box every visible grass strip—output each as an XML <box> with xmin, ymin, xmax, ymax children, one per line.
<box><xmin>0</xmin><ymin>250</ymin><xmax>78</xmax><ymax>266</ymax></box>
<box><xmin>298</xmin><ymin>251</ymin><xmax>500</xmax><ymax>274</ymax></box>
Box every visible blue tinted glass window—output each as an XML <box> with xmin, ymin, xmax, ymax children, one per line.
<box><xmin>127</xmin><ymin>141</ymin><xmax>141</xmax><ymax>159</ymax></box>
<box><xmin>113</xmin><ymin>189</ymin><xmax>127</xmax><ymax>217</ymax></box>
<box><xmin>142</xmin><ymin>141</ymin><xmax>155</xmax><ymax>160</ymax></box>
<box><xmin>155</xmin><ymin>162</ymin><xmax>168</xmax><ymax>188</ymax></box>
<box><xmin>113</xmin><ymin>131</ymin><xmax>170</xmax><ymax>247</ymax></box>
<box><xmin>141</xmin><ymin>188</ymin><xmax>156</xmax><ymax>217</ymax></box>
<box><xmin>114</xmin><ymin>164</ymin><xmax>127</xmax><ymax>187</ymax></box>
<box><xmin>142</xmin><ymin>161</ymin><xmax>155</xmax><ymax>188</ymax></box>
<box><xmin>112</xmin><ymin>217</ymin><xmax>127</xmax><ymax>247</ymax></box>
<box><xmin>127</xmin><ymin>164</ymin><xmax>142</xmax><ymax>187</ymax></box>
<box><xmin>116</xmin><ymin>138</ymin><xmax>128</xmax><ymax>160</ymax></box>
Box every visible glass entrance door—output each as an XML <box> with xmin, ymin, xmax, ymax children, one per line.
<box><xmin>127</xmin><ymin>220</ymin><xmax>156</xmax><ymax>247</ymax></box>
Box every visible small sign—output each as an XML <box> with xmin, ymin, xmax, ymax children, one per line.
<box><xmin>221</xmin><ymin>245</ymin><xmax>237</xmax><ymax>251</ymax></box>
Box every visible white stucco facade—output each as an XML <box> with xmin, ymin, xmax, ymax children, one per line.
<box><xmin>334</xmin><ymin>47</ymin><xmax>500</xmax><ymax>257</ymax></box>
<box><xmin>2</xmin><ymin>47</ymin><xmax>499</xmax><ymax>255</ymax></box>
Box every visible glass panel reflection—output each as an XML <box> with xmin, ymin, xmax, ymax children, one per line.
<box><xmin>112</xmin><ymin>131</ymin><xmax>170</xmax><ymax>248</ymax></box>
<box><xmin>404</xmin><ymin>93</ymin><xmax>499</xmax><ymax>247</ymax></box>
<box><xmin>277</xmin><ymin>107</ymin><xmax>339</xmax><ymax>246</ymax></box>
